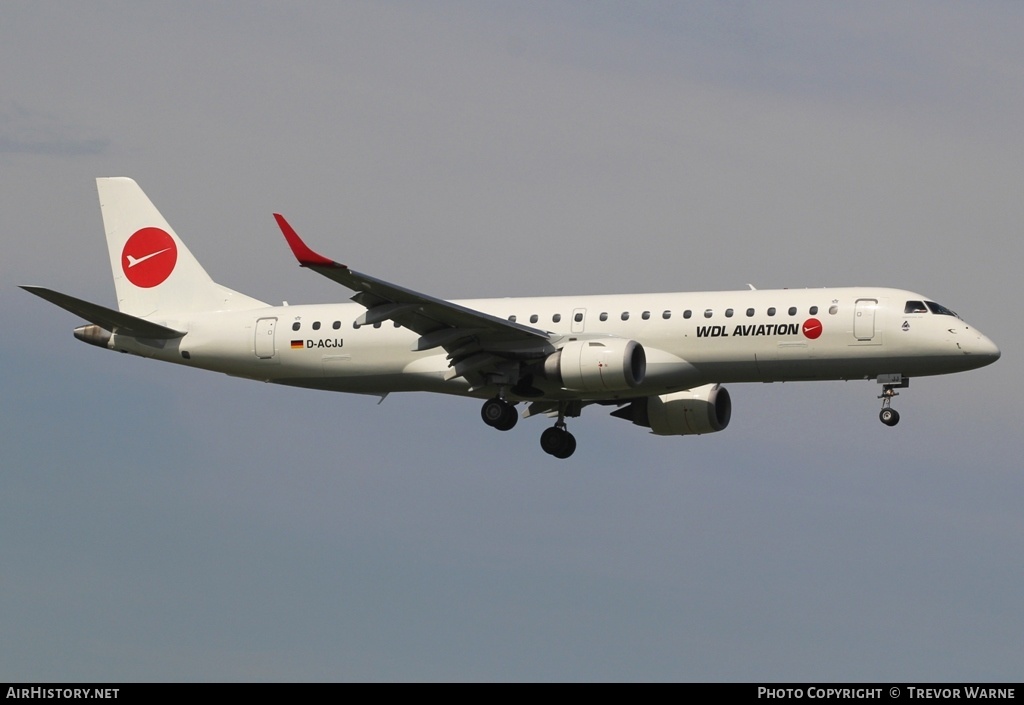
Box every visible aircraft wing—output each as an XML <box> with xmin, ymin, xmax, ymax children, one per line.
<box><xmin>21</xmin><ymin>286</ymin><xmax>185</xmax><ymax>339</ymax></box>
<box><xmin>275</xmin><ymin>215</ymin><xmax>553</xmax><ymax>382</ymax></box>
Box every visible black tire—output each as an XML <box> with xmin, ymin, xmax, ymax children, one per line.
<box><xmin>481</xmin><ymin>398</ymin><xmax>505</xmax><ymax>427</ymax></box>
<box><xmin>482</xmin><ymin>398</ymin><xmax>518</xmax><ymax>431</ymax></box>
<box><xmin>879</xmin><ymin>408</ymin><xmax>900</xmax><ymax>427</ymax></box>
<box><xmin>494</xmin><ymin>402</ymin><xmax>518</xmax><ymax>431</ymax></box>
<box><xmin>540</xmin><ymin>427</ymin><xmax>566</xmax><ymax>455</ymax></box>
<box><xmin>552</xmin><ymin>432</ymin><xmax>576</xmax><ymax>459</ymax></box>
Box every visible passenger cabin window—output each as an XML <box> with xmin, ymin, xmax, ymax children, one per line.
<box><xmin>530</xmin><ymin>314</ymin><xmax>538</xmax><ymax>324</ymax></box>
<box><xmin>641</xmin><ymin>311</ymin><xmax>651</xmax><ymax>320</ymax></box>
<box><xmin>809</xmin><ymin>306</ymin><xmax>818</xmax><ymax>315</ymax></box>
<box><xmin>905</xmin><ymin>301</ymin><xmax>928</xmax><ymax>314</ymax></box>
<box><xmin>683</xmin><ymin>310</ymin><xmax>692</xmax><ymax>319</ymax></box>
<box><xmin>746</xmin><ymin>308</ymin><xmax>755</xmax><ymax>317</ymax></box>
<box><xmin>312</xmin><ymin>321</ymin><xmax>321</xmax><ymax>330</ymax></box>
<box><xmin>725</xmin><ymin>308</ymin><xmax>734</xmax><ymax>318</ymax></box>
<box><xmin>767</xmin><ymin>307</ymin><xmax>776</xmax><ymax>316</ymax></box>
<box><xmin>292</xmin><ymin>322</ymin><xmax>301</xmax><ymax>331</ymax></box>
<box><xmin>926</xmin><ymin>301</ymin><xmax>958</xmax><ymax>317</ymax></box>
<box><xmin>508</xmin><ymin>315</ymin><xmax>517</xmax><ymax>323</ymax></box>
<box><xmin>788</xmin><ymin>307</ymin><xmax>797</xmax><ymax>316</ymax></box>
<box><xmin>829</xmin><ymin>305</ymin><xmax>839</xmax><ymax>315</ymax></box>
<box><xmin>621</xmin><ymin>312</ymin><xmax>630</xmax><ymax>321</ymax></box>
<box><xmin>662</xmin><ymin>310</ymin><xmax>671</xmax><ymax>320</ymax></box>
<box><xmin>600</xmin><ymin>312</ymin><xmax>608</xmax><ymax>321</ymax></box>
<box><xmin>552</xmin><ymin>313</ymin><xmax>561</xmax><ymax>323</ymax></box>
<box><xmin>574</xmin><ymin>312</ymin><xmax>583</xmax><ymax>323</ymax></box>
<box><xmin>704</xmin><ymin>309</ymin><xmax>713</xmax><ymax>318</ymax></box>
<box><xmin>333</xmin><ymin>321</ymin><xmax>341</xmax><ymax>329</ymax></box>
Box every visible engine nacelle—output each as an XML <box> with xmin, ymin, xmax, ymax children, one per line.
<box><xmin>543</xmin><ymin>338</ymin><xmax>646</xmax><ymax>393</ymax></box>
<box><xmin>610</xmin><ymin>383</ymin><xmax>732</xmax><ymax>435</ymax></box>
<box><xmin>74</xmin><ymin>324</ymin><xmax>112</xmax><ymax>349</ymax></box>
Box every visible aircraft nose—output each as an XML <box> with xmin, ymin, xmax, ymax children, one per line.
<box><xmin>971</xmin><ymin>330</ymin><xmax>1001</xmax><ymax>364</ymax></box>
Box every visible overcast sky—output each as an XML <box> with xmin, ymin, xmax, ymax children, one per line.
<box><xmin>2</xmin><ymin>1</ymin><xmax>1022</xmax><ymax>682</ymax></box>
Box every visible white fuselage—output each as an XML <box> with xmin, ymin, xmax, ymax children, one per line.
<box><xmin>109</xmin><ymin>286</ymin><xmax>999</xmax><ymax>402</ymax></box>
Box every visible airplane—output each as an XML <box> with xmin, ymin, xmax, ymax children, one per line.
<box><xmin>23</xmin><ymin>177</ymin><xmax>1001</xmax><ymax>459</ymax></box>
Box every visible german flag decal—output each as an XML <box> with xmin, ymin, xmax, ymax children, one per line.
<box><xmin>290</xmin><ymin>340</ymin><xmax>304</xmax><ymax>350</ymax></box>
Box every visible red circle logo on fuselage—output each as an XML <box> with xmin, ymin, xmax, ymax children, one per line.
<box><xmin>802</xmin><ymin>317</ymin><xmax>823</xmax><ymax>339</ymax></box>
<box><xmin>122</xmin><ymin>227</ymin><xmax>177</xmax><ymax>288</ymax></box>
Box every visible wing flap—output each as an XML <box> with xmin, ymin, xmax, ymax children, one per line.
<box><xmin>355</xmin><ymin>303</ymin><xmax>419</xmax><ymax>327</ymax></box>
<box><xmin>414</xmin><ymin>327</ymin><xmax>485</xmax><ymax>352</ymax></box>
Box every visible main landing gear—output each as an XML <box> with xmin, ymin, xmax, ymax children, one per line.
<box><xmin>540</xmin><ymin>423</ymin><xmax>576</xmax><ymax>459</ymax></box>
<box><xmin>481</xmin><ymin>397</ymin><xmax>518</xmax><ymax>431</ymax></box>
<box><xmin>539</xmin><ymin>402</ymin><xmax>577</xmax><ymax>459</ymax></box>
<box><xmin>480</xmin><ymin>396</ymin><xmax>578</xmax><ymax>459</ymax></box>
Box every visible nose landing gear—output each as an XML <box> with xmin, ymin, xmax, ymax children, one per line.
<box><xmin>877</xmin><ymin>375</ymin><xmax>909</xmax><ymax>427</ymax></box>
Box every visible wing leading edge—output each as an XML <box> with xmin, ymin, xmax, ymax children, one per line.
<box><xmin>274</xmin><ymin>215</ymin><xmax>554</xmax><ymax>385</ymax></box>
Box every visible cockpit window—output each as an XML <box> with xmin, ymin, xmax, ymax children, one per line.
<box><xmin>904</xmin><ymin>301</ymin><xmax>928</xmax><ymax>314</ymax></box>
<box><xmin>926</xmin><ymin>301</ymin><xmax>959</xmax><ymax>317</ymax></box>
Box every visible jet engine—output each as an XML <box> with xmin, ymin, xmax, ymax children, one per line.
<box><xmin>610</xmin><ymin>383</ymin><xmax>732</xmax><ymax>435</ymax></box>
<box><xmin>543</xmin><ymin>338</ymin><xmax>646</xmax><ymax>393</ymax></box>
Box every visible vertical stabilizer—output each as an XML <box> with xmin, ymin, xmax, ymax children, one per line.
<box><xmin>97</xmin><ymin>177</ymin><xmax>266</xmax><ymax>317</ymax></box>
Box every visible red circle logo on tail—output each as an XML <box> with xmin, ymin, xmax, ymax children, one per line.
<box><xmin>802</xmin><ymin>317</ymin><xmax>823</xmax><ymax>339</ymax></box>
<box><xmin>122</xmin><ymin>227</ymin><xmax>177</xmax><ymax>288</ymax></box>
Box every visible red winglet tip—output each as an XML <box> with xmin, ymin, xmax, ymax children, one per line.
<box><xmin>273</xmin><ymin>213</ymin><xmax>343</xmax><ymax>268</ymax></box>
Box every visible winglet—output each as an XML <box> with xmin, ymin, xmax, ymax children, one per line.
<box><xmin>274</xmin><ymin>213</ymin><xmax>345</xmax><ymax>269</ymax></box>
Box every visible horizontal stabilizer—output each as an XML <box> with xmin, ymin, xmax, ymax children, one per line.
<box><xmin>21</xmin><ymin>286</ymin><xmax>185</xmax><ymax>339</ymax></box>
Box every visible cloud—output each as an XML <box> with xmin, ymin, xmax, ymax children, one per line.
<box><xmin>0</xmin><ymin>103</ymin><xmax>108</xmax><ymax>157</ymax></box>
<box><xmin>0</xmin><ymin>135</ymin><xmax>108</xmax><ymax>156</ymax></box>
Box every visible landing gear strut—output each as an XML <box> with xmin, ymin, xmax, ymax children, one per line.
<box><xmin>481</xmin><ymin>397</ymin><xmax>518</xmax><ymax>431</ymax></box>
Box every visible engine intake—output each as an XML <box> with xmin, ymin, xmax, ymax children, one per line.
<box><xmin>544</xmin><ymin>338</ymin><xmax>646</xmax><ymax>392</ymax></box>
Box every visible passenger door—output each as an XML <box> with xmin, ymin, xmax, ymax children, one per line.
<box><xmin>854</xmin><ymin>299</ymin><xmax>877</xmax><ymax>341</ymax></box>
<box><xmin>255</xmin><ymin>317</ymin><xmax>277</xmax><ymax>359</ymax></box>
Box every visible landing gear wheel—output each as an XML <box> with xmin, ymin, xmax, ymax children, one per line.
<box><xmin>552</xmin><ymin>432</ymin><xmax>576</xmax><ymax>459</ymax></box>
<box><xmin>540</xmin><ymin>427</ymin><xmax>562</xmax><ymax>454</ymax></box>
<box><xmin>481</xmin><ymin>398</ymin><xmax>518</xmax><ymax>431</ymax></box>
<box><xmin>540</xmin><ymin>426</ymin><xmax>576</xmax><ymax>459</ymax></box>
<box><xmin>879</xmin><ymin>408</ymin><xmax>900</xmax><ymax>427</ymax></box>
